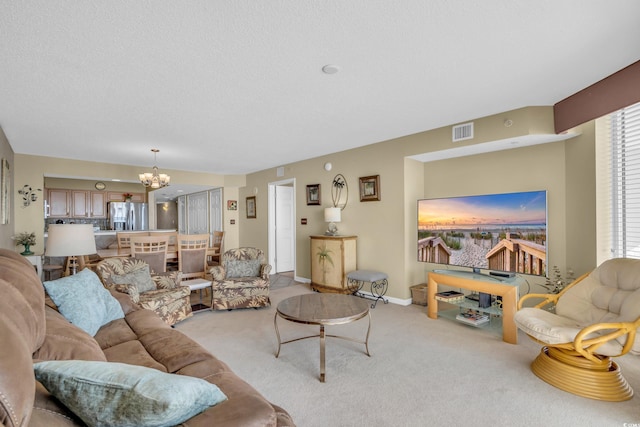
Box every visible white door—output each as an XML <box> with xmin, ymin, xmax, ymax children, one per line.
<box><xmin>275</xmin><ymin>185</ymin><xmax>294</xmax><ymax>272</ymax></box>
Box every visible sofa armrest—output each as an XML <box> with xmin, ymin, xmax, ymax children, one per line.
<box><xmin>111</xmin><ymin>283</ymin><xmax>141</xmax><ymax>304</ymax></box>
<box><xmin>210</xmin><ymin>266</ymin><xmax>226</xmax><ymax>281</ymax></box>
<box><xmin>152</xmin><ymin>271</ymin><xmax>183</xmax><ymax>290</ymax></box>
<box><xmin>260</xmin><ymin>264</ymin><xmax>272</xmax><ymax>280</ymax></box>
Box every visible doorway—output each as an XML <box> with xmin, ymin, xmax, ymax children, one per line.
<box><xmin>268</xmin><ymin>179</ymin><xmax>296</xmax><ymax>274</ymax></box>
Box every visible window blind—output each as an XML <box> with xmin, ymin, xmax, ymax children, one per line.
<box><xmin>604</xmin><ymin>101</ymin><xmax>640</xmax><ymax>259</ymax></box>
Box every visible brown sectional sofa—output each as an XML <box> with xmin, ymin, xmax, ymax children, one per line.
<box><xmin>0</xmin><ymin>249</ymin><xmax>294</xmax><ymax>426</ymax></box>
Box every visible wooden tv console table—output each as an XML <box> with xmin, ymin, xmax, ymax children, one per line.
<box><xmin>427</xmin><ymin>270</ymin><xmax>520</xmax><ymax>344</ymax></box>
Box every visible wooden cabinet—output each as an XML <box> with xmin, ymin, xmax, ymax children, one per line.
<box><xmin>90</xmin><ymin>192</ymin><xmax>106</xmax><ymax>217</ymax></box>
<box><xmin>47</xmin><ymin>189</ymin><xmax>70</xmax><ymax>218</ymax></box>
<box><xmin>71</xmin><ymin>191</ymin><xmax>106</xmax><ymax>218</ymax></box>
<box><xmin>310</xmin><ymin>235</ymin><xmax>357</xmax><ymax>293</ymax></box>
<box><xmin>107</xmin><ymin>192</ymin><xmax>145</xmax><ymax>202</ymax></box>
<box><xmin>46</xmin><ymin>189</ymin><xmax>106</xmax><ymax>218</ymax></box>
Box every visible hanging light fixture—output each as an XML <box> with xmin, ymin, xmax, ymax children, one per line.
<box><xmin>139</xmin><ymin>149</ymin><xmax>170</xmax><ymax>189</ymax></box>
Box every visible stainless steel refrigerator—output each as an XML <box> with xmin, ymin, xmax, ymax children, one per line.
<box><xmin>108</xmin><ymin>202</ymin><xmax>149</xmax><ymax>231</ymax></box>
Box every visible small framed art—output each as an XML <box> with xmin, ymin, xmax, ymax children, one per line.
<box><xmin>359</xmin><ymin>175</ymin><xmax>380</xmax><ymax>202</ymax></box>
<box><xmin>306</xmin><ymin>184</ymin><xmax>321</xmax><ymax>205</ymax></box>
<box><xmin>246</xmin><ymin>196</ymin><xmax>256</xmax><ymax>218</ymax></box>
<box><xmin>227</xmin><ymin>200</ymin><xmax>237</xmax><ymax>210</ymax></box>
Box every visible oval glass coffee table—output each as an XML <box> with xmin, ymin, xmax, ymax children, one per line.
<box><xmin>274</xmin><ymin>293</ymin><xmax>371</xmax><ymax>382</ymax></box>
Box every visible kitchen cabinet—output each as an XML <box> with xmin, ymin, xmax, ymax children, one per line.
<box><xmin>47</xmin><ymin>189</ymin><xmax>70</xmax><ymax>218</ymax></box>
<box><xmin>107</xmin><ymin>192</ymin><xmax>145</xmax><ymax>202</ymax></box>
<box><xmin>72</xmin><ymin>191</ymin><xmax>107</xmax><ymax>218</ymax></box>
<box><xmin>46</xmin><ymin>189</ymin><xmax>106</xmax><ymax>218</ymax></box>
<box><xmin>310</xmin><ymin>235</ymin><xmax>357</xmax><ymax>293</ymax></box>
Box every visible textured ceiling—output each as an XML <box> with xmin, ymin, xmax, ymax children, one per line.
<box><xmin>1</xmin><ymin>1</ymin><xmax>640</xmax><ymax>177</ymax></box>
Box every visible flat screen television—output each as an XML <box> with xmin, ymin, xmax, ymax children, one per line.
<box><xmin>417</xmin><ymin>190</ymin><xmax>547</xmax><ymax>277</ymax></box>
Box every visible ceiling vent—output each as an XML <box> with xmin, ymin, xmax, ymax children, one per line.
<box><xmin>452</xmin><ymin>122</ymin><xmax>474</xmax><ymax>142</ymax></box>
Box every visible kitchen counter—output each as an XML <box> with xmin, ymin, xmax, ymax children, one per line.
<box><xmin>44</xmin><ymin>229</ymin><xmax>178</xmax><ymax>251</ymax></box>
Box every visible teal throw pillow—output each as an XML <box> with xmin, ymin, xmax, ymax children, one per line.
<box><xmin>225</xmin><ymin>259</ymin><xmax>261</xmax><ymax>278</ymax></box>
<box><xmin>43</xmin><ymin>268</ymin><xmax>124</xmax><ymax>336</ymax></box>
<box><xmin>110</xmin><ymin>264</ymin><xmax>156</xmax><ymax>293</ymax></box>
<box><xmin>34</xmin><ymin>360</ymin><xmax>227</xmax><ymax>427</ymax></box>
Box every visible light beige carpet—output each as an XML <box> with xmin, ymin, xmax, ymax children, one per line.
<box><xmin>177</xmin><ymin>283</ymin><xmax>640</xmax><ymax>427</ymax></box>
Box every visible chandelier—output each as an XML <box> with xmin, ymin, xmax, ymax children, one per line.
<box><xmin>139</xmin><ymin>149</ymin><xmax>170</xmax><ymax>189</ymax></box>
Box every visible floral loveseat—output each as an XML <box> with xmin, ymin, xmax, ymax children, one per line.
<box><xmin>96</xmin><ymin>257</ymin><xmax>192</xmax><ymax>325</ymax></box>
<box><xmin>210</xmin><ymin>247</ymin><xmax>271</xmax><ymax>310</ymax></box>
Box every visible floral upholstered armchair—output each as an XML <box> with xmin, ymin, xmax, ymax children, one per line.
<box><xmin>209</xmin><ymin>247</ymin><xmax>271</xmax><ymax>310</ymax></box>
<box><xmin>95</xmin><ymin>257</ymin><xmax>192</xmax><ymax>325</ymax></box>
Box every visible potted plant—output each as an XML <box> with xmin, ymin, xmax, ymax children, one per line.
<box><xmin>123</xmin><ymin>193</ymin><xmax>133</xmax><ymax>202</ymax></box>
<box><xmin>14</xmin><ymin>231</ymin><xmax>36</xmax><ymax>255</ymax></box>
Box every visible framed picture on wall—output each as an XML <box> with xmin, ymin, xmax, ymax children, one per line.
<box><xmin>359</xmin><ymin>175</ymin><xmax>380</xmax><ymax>202</ymax></box>
<box><xmin>227</xmin><ymin>200</ymin><xmax>237</xmax><ymax>210</ymax></box>
<box><xmin>246</xmin><ymin>196</ymin><xmax>256</xmax><ymax>218</ymax></box>
<box><xmin>306</xmin><ymin>184</ymin><xmax>321</xmax><ymax>205</ymax></box>
<box><xmin>1</xmin><ymin>159</ymin><xmax>9</xmax><ymax>224</ymax></box>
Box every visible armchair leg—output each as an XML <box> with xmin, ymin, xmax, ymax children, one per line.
<box><xmin>531</xmin><ymin>346</ymin><xmax>633</xmax><ymax>401</ymax></box>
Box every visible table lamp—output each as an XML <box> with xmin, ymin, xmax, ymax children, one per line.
<box><xmin>45</xmin><ymin>224</ymin><xmax>97</xmax><ymax>275</ymax></box>
<box><xmin>324</xmin><ymin>207</ymin><xmax>341</xmax><ymax>236</ymax></box>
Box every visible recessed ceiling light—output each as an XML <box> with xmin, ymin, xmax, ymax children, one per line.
<box><xmin>322</xmin><ymin>64</ymin><xmax>340</xmax><ymax>74</ymax></box>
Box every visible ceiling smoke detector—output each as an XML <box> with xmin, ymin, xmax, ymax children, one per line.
<box><xmin>322</xmin><ymin>64</ymin><xmax>340</xmax><ymax>74</ymax></box>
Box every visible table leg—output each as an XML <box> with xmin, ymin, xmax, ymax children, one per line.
<box><xmin>320</xmin><ymin>325</ymin><xmax>326</xmax><ymax>382</ymax></box>
<box><xmin>274</xmin><ymin>313</ymin><xmax>282</xmax><ymax>358</ymax></box>
<box><xmin>364</xmin><ymin>311</ymin><xmax>371</xmax><ymax>356</ymax></box>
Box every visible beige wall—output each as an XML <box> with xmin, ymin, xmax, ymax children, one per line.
<box><xmin>241</xmin><ymin>106</ymin><xmax>597</xmax><ymax>300</ymax></box>
<box><xmin>0</xmin><ymin>128</ymin><xmax>14</xmax><ymax>250</ymax></box>
<box><xmin>5</xmin><ymin>105</ymin><xmax>598</xmax><ymax>301</ymax></box>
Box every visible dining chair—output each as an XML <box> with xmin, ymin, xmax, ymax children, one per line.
<box><xmin>150</xmin><ymin>231</ymin><xmax>179</xmax><ymax>270</ymax></box>
<box><xmin>207</xmin><ymin>231</ymin><xmax>225</xmax><ymax>267</ymax></box>
<box><xmin>177</xmin><ymin>233</ymin><xmax>213</xmax><ymax>312</ymax></box>
<box><xmin>130</xmin><ymin>235</ymin><xmax>169</xmax><ymax>274</ymax></box>
<box><xmin>116</xmin><ymin>232</ymin><xmax>138</xmax><ymax>250</ymax></box>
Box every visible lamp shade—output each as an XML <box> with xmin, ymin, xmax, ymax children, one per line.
<box><xmin>324</xmin><ymin>207</ymin><xmax>341</xmax><ymax>223</ymax></box>
<box><xmin>45</xmin><ymin>224</ymin><xmax>97</xmax><ymax>257</ymax></box>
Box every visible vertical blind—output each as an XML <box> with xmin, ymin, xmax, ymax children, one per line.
<box><xmin>606</xmin><ymin>101</ymin><xmax>640</xmax><ymax>259</ymax></box>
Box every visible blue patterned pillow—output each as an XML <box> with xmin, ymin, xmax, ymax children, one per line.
<box><xmin>34</xmin><ymin>360</ymin><xmax>227</xmax><ymax>427</ymax></box>
<box><xmin>225</xmin><ymin>259</ymin><xmax>261</xmax><ymax>278</ymax></box>
<box><xmin>43</xmin><ymin>268</ymin><xmax>124</xmax><ymax>336</ymax></box>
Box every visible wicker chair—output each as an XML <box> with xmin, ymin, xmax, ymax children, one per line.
<box><xmin>514</xmin><ymin>258</ymin><xmax>640</xmax><ymax>401</ymax></box>
<box><xmin>95</xmin><ymin>257</ymin><xmax>192</xmax><ymax>326</ymax></box>
<box><xmin>210</xmin><ymin>247</ymin><xmax>271</xmax><ymax>310</ymax></box>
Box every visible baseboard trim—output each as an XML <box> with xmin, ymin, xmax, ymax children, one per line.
<box><xmin>294</xmin><ymin>277</ymin><xmax>412</xmax><ymax>306</ymax></box>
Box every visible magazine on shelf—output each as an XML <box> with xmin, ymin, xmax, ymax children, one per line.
<box><xmin>456</xmin><ymin>310</ymin><xmax>490</xmax><ymax>326</ymax></box>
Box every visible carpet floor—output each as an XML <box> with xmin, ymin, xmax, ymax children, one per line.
<box><xmin>177</xmin><ymin>282</ymin><xmax>640</xmax><ymax>427</ymax></box>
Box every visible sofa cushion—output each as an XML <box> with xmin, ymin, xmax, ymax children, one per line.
<box><xmin>43</xmin><ymin>268</ymin><xmax>125</xmax><ymax>336</ymax></box>
<box><xmin>34</xmin><ymin>360</ymin><xmax>227</xmax><ymax>427</ymax></box>
<box><xmin>110</xmin><ymin>264</ymin><xmax>156</xmax><ymax>293</ymax></box>
<box><xmin>32</xmin><ymin>307</ymin><xmax>106</xmax><ymax>362</ymax></box>
<box><xmin>0</xmin><ymin>250</ymin><xmax>48</xmax><ymax>427</ymax></box>
<box><xmin>225</xmin><ymin>259</ymin><xmax>261</xmax><ymax>278</ymax></box>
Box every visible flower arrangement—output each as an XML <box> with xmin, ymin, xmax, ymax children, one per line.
<box><xmin>14</xmin><ymin>231</ymin><xmax>36</xmax><ymax>247</ymax></box>
<box><xmin>541</xmin><ymin>265</ymin><xmax>575</xmax><ymax>293</ymax></box>
<box><xmin>123</xmin><ymin>193</ymin><xmax>133</xmax><ymax>200</ymax></box>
